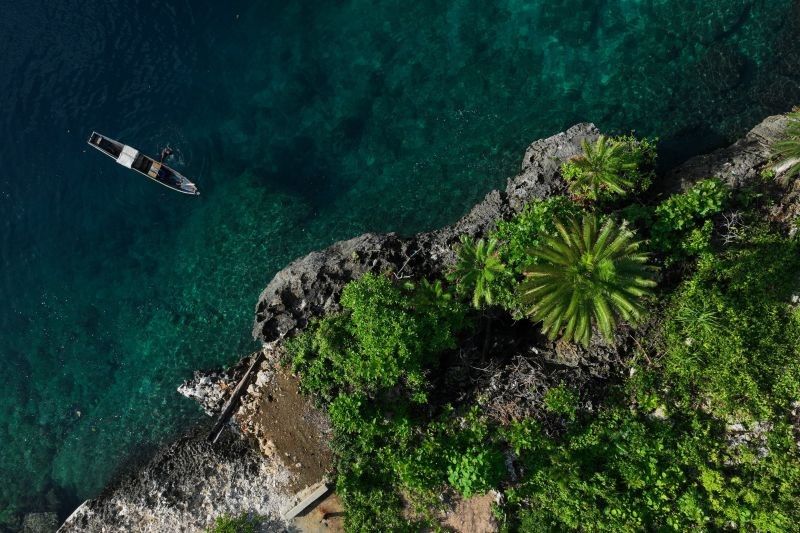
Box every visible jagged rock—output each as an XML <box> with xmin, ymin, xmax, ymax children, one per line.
<box><xmin>665</xmin><ymin>114</ymin><xmax>788</xmax><ymax>191</ymax></box>
<box><xmin>252</xmin><ymin>123</ymin><xmax>600</xmax><ymax>343</ymax></box>
<box><xmin>177</xmin><ymin>355</ymin><xmax>251</xmax><ymax>416</ymax></box>
<box><xmin>58</xmin><ymin>433</ymin><xmax>293</xmax><ymax>533</ymax></box>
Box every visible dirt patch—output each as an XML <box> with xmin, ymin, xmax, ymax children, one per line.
<box><xmin>238</xmin><ymin>367</ymin><xmax>332</xmax><ymax>492</ymax></box>
<box><xmin>293</xmin><ymin>492</ymin><xmax>345</xmax><ymax>533</ymax></box>
<box><xmin>441</xmin><ymin>492</ymin><xmax>498</xmax><ymax>533</ymax></box>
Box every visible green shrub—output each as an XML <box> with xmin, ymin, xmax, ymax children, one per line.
<box><xmin>507</xmin><ymin>405</ymin><xmax>800</xmax><ymax>532</ymax></box>
<box><xmin>447</xmin><ymin>445</ymin><xmax>506</xmax><ymax>498</ymax></box>
<box><xmin>543</xmin><ymin>385</ymin><xmax>579</xmax><ymax>421</ymax></box>
<box><xmin>287</xmin><ymin>273</ymin><xmax>467</xmax><ymax>399</ymax></box>
<box><xmin>392</xmin><ymin>407</ymin><xmax>506</xmax><ymax>499</ymax></box>
<box><xmin>561</xmin><ymin>135</ymin><xmax>656</xmax><ymax>201</ymax></box>
<box><xmin>520</xmin><ymin>215</ymin><xmax>657</xmax><ymax>346</ymax></box>
<box><xmin>488</xmin><ymin>197</ymin><xmax>584</xmax><ymax>314</ymax></box>
<box><xmin>655</xmin><ymin>230</ymin><xmax>800</xmax><ymax>420</ymax></box>
<box><xmin>207</xmin><ymin>513</ymin><xmax>259</xmax><ymax>533</ymax></box>
<box><xmin>492</xmin><ymin>197</ymin><xmax>585</xmax><ymax>274</ymax></box>
<box><xmin>650</xmin><ymin>178</ymin><xmax>729</xmax><ymax>261</ymax></box>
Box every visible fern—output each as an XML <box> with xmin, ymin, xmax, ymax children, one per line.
<box><xmin>521</xmin><ymin>216</ymin><xmax>656</xmax><ymax>346</ymax></box>
<box><xmin>562</xmin><ymin>135</ymin><xmax>640</xmax><ymax>200</ymax></box>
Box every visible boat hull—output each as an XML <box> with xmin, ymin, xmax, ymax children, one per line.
<box><xmin>87</xmin><ymin>132</ymin><xmax>199</xmax><ymax>195</ymax></box>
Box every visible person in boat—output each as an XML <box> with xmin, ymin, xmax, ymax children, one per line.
<box><xmin>159</xmin><ymin>145</ymin><xmax>174</xmax><ymax>163</ymax></box>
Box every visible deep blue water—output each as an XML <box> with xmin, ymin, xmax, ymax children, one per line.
<box><xmin>1</xmin><ymin>0</ymin><xmax>799</xmax><ymax>526</ymax></box>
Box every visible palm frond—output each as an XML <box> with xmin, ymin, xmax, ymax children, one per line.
<box><xmin>521</xmin><ymin>215</ymin><xmax>657</xmax><ymax>346</ymax></box>
<box><xmin>449</xmin><ymin>236</ymin><xmax>507</xmax><ymax>309</ymax></box>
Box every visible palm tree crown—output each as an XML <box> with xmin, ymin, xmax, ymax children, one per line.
<box><xmin>520</xmin><ymin>216</ymin><xmax>656</xmax><ymax>346</ymax></box>
<box><xmin>771</xmin><ymin>110</ymin><xmax>800</xmax><ymax>182</ymax></box>
<box><xmin>565</xmin><ymin>135</ymin><xmax>639</xmax><ymax>200</ymax></box>
<box><xmin>448</xmin><ymin>235</ymin><xmax>506</xmax><ymax>309</ymax></box>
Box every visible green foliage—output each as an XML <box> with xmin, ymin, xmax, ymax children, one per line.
<box><xmin>543</xmin><ymin>384</ymin><xmax>579</xmax><ymax>421</ymax></box>
<box><xmin>287</xmin><ymin>273</ymin><xmax>466</xmax><ymax>399</ymax></box>
<box><xmin>653</xmin><ymin>230</ymin><xmax>800</xmax><ymax>421</ymax></box>
<box><xmin>561</xmin><ymin>135</ymin><xmax>655</xmax><ymax>201</ymax></box>
<box><xmin>331</xmin><ymin>397</ymin><xmax>506</xmax><ymax>528</ymax></box>
<box><xmin>489</xmin><ymin>197</ymin><xmax>584</xmax><ymax>313</ymax></box>
<box><xmin>448</xmin><ymin>236</ymin><xmax>507</xmax><ymax>308</ymax></box>
<box><xmin>288</xmin><ymin>273</ymin><xmax>508</xmax><ymax>529</ymax></box>
<box><xmin>393</xmin><ymin>408</ymin><xmax>505</xmax><ymax>499</ymax></box>
<box><xmin>650</xmin><ymin>178</ymin><xmax>729</xmax><ymax>261</ymax></box>
<box><xmin>327</xmin><ymin>392</ymin><xmax>419</xmax><ymax>531</ymax></box>
<box><xmin>207</xmin><ymin>513</ymin><xmax>260</xmax><ymax>533</ymax></box>
<box><xmin>507</xmin><ymin>406</ymin><xmax>800</xmax><ymax>532</ymax></box>
<box><xmin>410</xmin><ymin>278</ymin><xmax>454</xmax><ymax>309</ymax></box>
<box><xmin>771</xmin><ymin>109</ymin><xmax>800</xmax><ymax>182</ymax></box>
<box><xmin>492</xmin><ymin>197</ymin><xmax>585</xmax><ymax>274</ymax></box>
<box><xmin>520</xmin><ymin>215</ymin><xmax>656</xmax><ymax>346</ymax></box>
<box><xmin>285</xmin><ymin>137</ymin><xmax>800</xmax><ymax>532</ymax></box>
<box><xmin>447</xmin><ymin>446</ymin><xmax>506</xmax><ymax>498</ymax></box>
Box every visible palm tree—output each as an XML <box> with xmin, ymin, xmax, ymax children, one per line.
<box><xmin>520</xmin><ymin>216</ymin><xmax>656</xmax><ymax>346</ymax></box>
<box><xmin>564</xmin><ymin>135</ymin><xmax>639</xmax><ymax>200</ymax></box>
<box><xmin>771</xmin><ymin>110</ymin><xmax>800</xmax><ymax>183</ymax></box>
<box><xmin>448</xmin><ymin>235</ymin><xmax>506</xmax><ymax>309</ymax></box>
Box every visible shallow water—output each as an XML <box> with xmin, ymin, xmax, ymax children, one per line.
<box><xmin>1</xmin><ymin>0</ymin><xmax>799</xmax><ymax>523</ymax></box>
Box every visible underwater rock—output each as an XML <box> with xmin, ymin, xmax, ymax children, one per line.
<box><xmin>21</xmin><ymin>512</ymin><xmax>58</xmax><ymax>533</ymax></box>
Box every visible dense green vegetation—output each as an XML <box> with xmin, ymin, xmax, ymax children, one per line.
<box><xmin>285</xmin><ymin>126</ymin><xmax>800</xmax><ymax>531</ymax></box>
<box><xmin>561</xmin><ymin>134</ymin><xmax>656</xmax><ymax>201</ymax></box>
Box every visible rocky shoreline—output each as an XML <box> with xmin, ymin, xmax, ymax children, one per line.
<box><xmin>58</xmin><ymin>114</ymin><xmax>790</xmax><ymax>532</ymax></box>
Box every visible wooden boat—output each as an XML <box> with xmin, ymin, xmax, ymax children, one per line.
<box><xmin>87</xmin><ymin>132</ymin><xmax>199</xmax><ymax>195</ymax></box>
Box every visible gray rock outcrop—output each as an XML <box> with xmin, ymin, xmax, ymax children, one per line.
<box><xmin>252</xmin><ymin>123</ymin><xmax>599</xmax><ymax>343</ymax></box>
<box><xmin>58</xmin><ymin>433</ymin><xmax>293</xmax><ymax>533</ymax></box>
<box><xmin>666</xmin><ymin>114</ymin><xmax>788</xmax><ymax>191</ymax></box>
<box><xmin>177</xmin><ymin>355</ymin><xmax>251</xmax><ymax>416</ymax></box>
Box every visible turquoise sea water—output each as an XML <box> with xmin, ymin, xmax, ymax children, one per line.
<box><xmin>2</xmin><ymin>0</ymin><xmax>799</xmax><ymax>524</ymax></box>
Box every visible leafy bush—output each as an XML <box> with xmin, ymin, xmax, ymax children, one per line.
<box><xmin>447</xmin><ymin>446</ymin><xmax>506</xmax><ymax>498</ymax></box>
<box><xmin>488</xmin><ymin>197</ymin><xmax>584</xmax><ymax>314</ymax></box>
<box><xmin>543</xmin><ymin>384</ymin><xmax>579</xmax><ymax>421</ymax></box>
<box><xmin>448</xmin><ymin>236</ymin><xmax>508</xmax><ymax>308</ymax></box>
<box><xmin>650</xmin><ymin>178</ymin><xmax>729</xmax><ymax>261</ymax></box>
<box><xmin>492</xmin><ymin>197</ymin><xmax>585</xmax><ymax>274</ymax></box>
<box><xmin>507</xmin><ymin>406</ymin><xmax>800</xmax><ymax>532</ymax></box>
<box><xmin>561</xmin><ymin>135</ymin><xmax>656</xmax><ymax>201</ymax></box>
<box><xmin>653</xmin><ymin>230</ymin><xmax>800</xmax><ymax>421</ymax></box>
<box><xmin>392</xmin><ymin>407</ymin><xmax>506</xmax><ymax>498</ymax></box>
<box><xmin>520</xmin><ymin>215</ymin><xmax>657</xmax><ymax>346</ymax></box>
<box><xmin>207</xmin><ymin>513</ymin><xmax>259</xmax><ymax>533</ymax></box>
<box><xmin>287</xmin><ymin>273</ymin><xmax>467</xmax><ymax>399</ymax></box>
